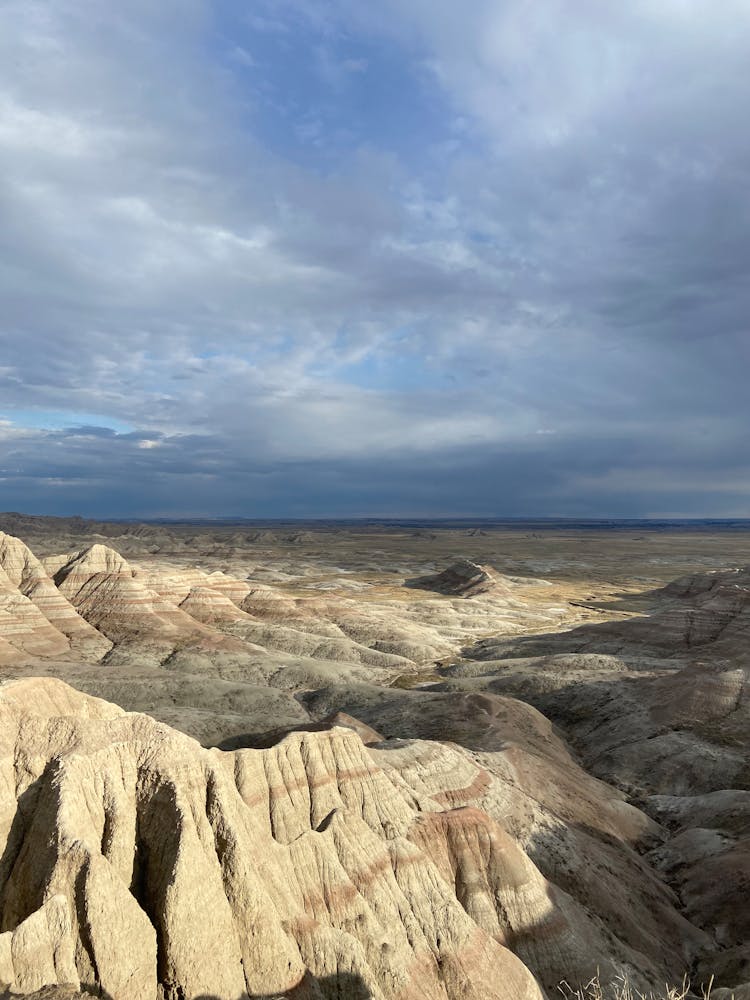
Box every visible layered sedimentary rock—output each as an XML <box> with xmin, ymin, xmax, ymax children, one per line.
<box><xmin>0</xmin><ymin>566</ymin><xmax>70</xmax><ymax>662</ymax></box>
<box><xmin>440</xmin><ymin>565</ymin><xmax>750</xmax><ymax>996</ymax></box>
<box><xmin>0</xmin><ymin>678</ymin><xmax>553</xmax><ymax>999</ymax></box>
<box><xmin>0</xmin><ymin>534</ymin><xmax>575</xmax><ymax>685</ymax></box>
<box><xmin>302</xmin><ymin>685</ymin><xmax>707</xmax><ymax>989</ymax></box>
<box><xmin>178</xmin><ymin>585</ymin><xmax>254</xmax><ymax>625</ymax></box>
<box><xmin>453</xmin><ymin>576</ymin><xmax>750</xmax><ymax>798</ymax></box>
<box><xmin>647</xmin><ymin>789</ymin><xmax>750</xmax><ymax>991</ymax></box>
<box><xmin>1</xmin><ymin>678</ymin><xmax>713</xmax><ymax>1000</ymax></box>
<box><xmin>52</xmin><ymin>544</ymin><xmax>251</xmax><ymax>665</ymax></box>
<box><xmin>134</xmin><ymin>566</ymin><xmax>253</xmax><ymax>610</ymax></box>
<box><xmin>0</xmin><ymin>534</ymin><xmax>111</xmax><ymax>660</ymax></box>
<box><xmin>0</xmin><ymin>526</ymin><xmax>747</xmax><ymax>998</ymax></box>
<box><xmin>407</xmin><ymin>559</ymin><xmax>506</xmax><ymax>597</ymax></box>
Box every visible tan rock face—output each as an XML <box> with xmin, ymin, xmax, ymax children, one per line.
<box><xmin>0</xmin><ymin>989</ymin><xmax>88</xmax><ymax>1000</ymax></box>
<box><xmin>51</xmin><ymin>544</ymin><xmax>254</xmax><ymax>666</ymax></box>
<box><xmin>0</xmin><ymin>566</ymin><xmax>70</xmax><ymax>661</ymax></box>
<box><xmin>0</xmin><ymin>896</ymin><xmax>78</xmax><ymax>995</ymax></box>
<box><xmin>0</xmin><ymin>534</ymin><xmax>111</xmax><ymax>661</ymax></box>
<box><xmin>0</xmin><ymin>678</ymin><xmax>550</xmax><ymax>1000</ymax></box>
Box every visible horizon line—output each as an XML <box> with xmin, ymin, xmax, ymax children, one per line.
<box><xmin>3</xmin><ymin>511</ymin><xmax>750</xmax><ymax>525</ymax></box>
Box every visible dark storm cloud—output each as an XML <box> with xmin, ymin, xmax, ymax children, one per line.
<box><xmin>0</xmin><ymin>0</ymin><xmax>748</xmax><ymax>515</ymax></box>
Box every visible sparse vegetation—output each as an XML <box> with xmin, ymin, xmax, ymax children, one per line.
<box><xmin>558</xmin><ymin>974</ymin><xmax>717</xmax><ymax>1000</ymax></box>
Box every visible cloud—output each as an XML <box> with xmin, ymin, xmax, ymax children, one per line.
<box><xmin>0</xmin><ymin>0</ymin><xmax>748</xmax><ymax>515</ymax></box>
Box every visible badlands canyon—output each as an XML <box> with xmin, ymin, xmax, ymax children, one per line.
<box><xmin>0</xmin><ymin>513</ymin><xmax>748</xmax><ymax>1000</ymax></box>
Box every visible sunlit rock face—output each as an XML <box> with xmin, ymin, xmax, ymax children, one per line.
<box><xmin>0</xmin><ymin>533</ymin><xmax>111</xmax><ymax>660</ymax></box>
<box><xmin>0</xmin><ymin>678</ymin><xmax>549</xmax><ymax>999</ymax></box>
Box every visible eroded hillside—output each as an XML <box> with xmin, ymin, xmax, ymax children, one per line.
<box><xmin>0</xmin><ymin>518</ymin><xmax>747</xmax><ymax>998</ymax></box>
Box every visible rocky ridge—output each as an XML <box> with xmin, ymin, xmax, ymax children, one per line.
<box><xmin>0</xmin><ymin>677</ymin><xmax>623</xmax><ymax>999</ymax></box>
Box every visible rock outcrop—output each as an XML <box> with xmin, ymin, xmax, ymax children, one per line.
<box><xmin>0</xmin><ymin>679</ymin><xmax>551</xmax><ymax>999</ymax></box>
<box><xmin>407</xmin><ymin>560</ymin><xmax>506</xmax><ymax>597</ymax></box>
<box><xmin>52</xmin><ymin>543</ymin><xmax>252</xmax><ymax>665</ymax></box>
<box><xmin>0</xmin><ymin>534</ymin><xmax>111</xmax><ymax>660</ymax></box>
<box><xmin>0</xmin><ymin>565</ymin><xmax>71</xmax><ymax>662</ymax></box>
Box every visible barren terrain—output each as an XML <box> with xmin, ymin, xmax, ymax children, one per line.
<box><xmin>0</xmin><ymin>514</ymin><xmax>748</xmax><ymax>999</ymax></box>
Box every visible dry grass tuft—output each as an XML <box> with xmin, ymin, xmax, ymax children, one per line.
<box><xmin>557</xmin><ymin>973</ymin><xmax>718</xmax><ymax>1000</ymax></box>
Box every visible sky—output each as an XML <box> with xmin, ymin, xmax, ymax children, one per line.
<box><xmin>1</xmin><ymin>0</ymin><xmax>749</xmax><ymax>518</ymax></box>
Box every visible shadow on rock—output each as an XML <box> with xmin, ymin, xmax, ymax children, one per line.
<box><xmin>0</xmin><ymin>973</ymin><xmax>373</xmax><ymax>999</ymax></box>
<box><xmin>193</xmin><ymin>972</ymin><xmax>373</xmax><ymax>999</ymax></box>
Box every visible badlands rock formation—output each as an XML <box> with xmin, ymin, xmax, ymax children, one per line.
<box><xmin>0</xmin><ymin>677</ymin><xmax>590</xmax><ymax>999</ymax></box>
<box><xmin>0</xmin><ymin>532</ymin><xmax>580</xmax><ymax>747</ymax></box>
<box><xmin>0</xmin><ymin>519</ymin><xmax>747</xmax><ymax>997</ymax></box>
<box><xmin>406</xmin><ymin>559</ymin><xmax>505</xmax><ymax>597</ymax></box>
<box><xmin>0</xmin><ymin>534</ymin><xmax>111</xmax><ymax>663</ymax></box>
<box><xmin>449</xmin><ymin>569</ymin><xmax>750</xmax><ymax>798</ymax></box>
<box><xmin>439</xmin><ymin>566</ymin><xmax>750</xmax><ymax>997</ymax></box>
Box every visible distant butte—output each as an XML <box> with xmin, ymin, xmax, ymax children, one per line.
<box><xmin>406</xmin><ymin>558</ymin><xmax>507</xmax><ymax>596</ymax></box>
